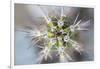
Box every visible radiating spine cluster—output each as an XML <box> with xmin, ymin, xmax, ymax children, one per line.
<box><xmin>26</xmin><ymin>7</ymin><xmax>90</xmax><ymax>63</ymax></box>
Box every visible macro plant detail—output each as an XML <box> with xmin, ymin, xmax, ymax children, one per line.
<box><xmin>15</xmin><ymin>4</ymin><xmax>94</xmax><ymax>65</ymax></box>
<box><xmin>25</xmin><ymin>7</ymin><xmax>90</xmax><ymax>63</ymax></box>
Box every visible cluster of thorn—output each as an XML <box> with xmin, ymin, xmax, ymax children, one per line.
<box><xmin>27</xmin><ymin>7</ymin><xmax>90</xmax><ymax>63</ymax></box>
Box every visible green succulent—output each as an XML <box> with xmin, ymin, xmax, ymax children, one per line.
<box><xmin>47</xmin><ymin>16</ymin><xmax>75</xmax><ymax>48</ymax></box>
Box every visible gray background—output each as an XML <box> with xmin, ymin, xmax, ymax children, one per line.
<box><xmin>15</xmin><ymin>4</ymin><xmax>94</xmax><ymax>65</ymax></box>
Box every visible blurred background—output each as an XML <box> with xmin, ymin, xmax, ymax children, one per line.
<box><xmin>14</xmin><ymin>4</ymin><xmax>94</xmax><ymax>65</ymax></box>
